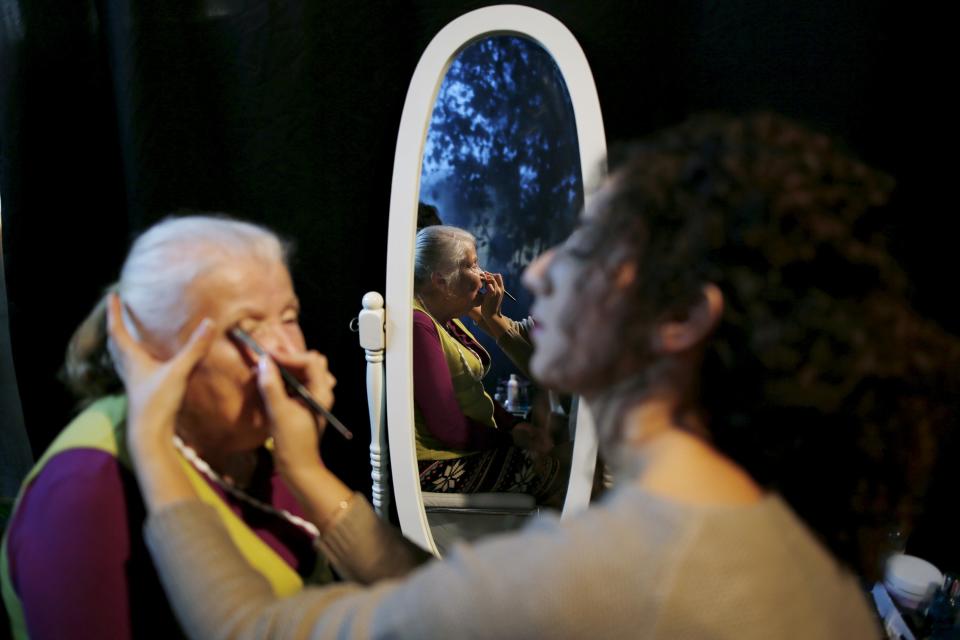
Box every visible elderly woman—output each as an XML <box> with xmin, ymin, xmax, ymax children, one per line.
<box><xmin>0</xmin><ymin>216</ymin><xmax>416</xmax><ymax>639</ymax></box>
<box><xmin>112</xmin><ymin>113</ymin><xmax>958</xmax><ymax>638</ymax></box>
<box><xmin>412</xmin><ymin>225</ymin><xmax>565</xmax><ymax>501</ymax></box>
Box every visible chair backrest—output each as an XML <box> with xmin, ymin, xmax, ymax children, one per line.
<box><xmin>357</xmin><ymin>292</ymin><xmax>390</xmax><ymax>518</ymax></box>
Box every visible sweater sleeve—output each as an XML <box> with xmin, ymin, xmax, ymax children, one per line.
<box><xmin>144</xmin><ymin>490</ymin><xmax>882</xmax><ymax>640</ymax></box>
<box><xmin>146</xmin><ymin>500</ymin><xmax>366</xmax><ymax>640</ymax></box>
<box><xmin>144</xmin><ymin>492</ymin><xmax>631</xmax><ymax>640</ymax></box>
<box><xmin>412</xmin><ymin>312</ymin><xmax>511</xmax><ymax>450</ymax></box>
<box><xmin>494</xmin><ymin>316</ymin><xmax>535</xmax><ymax>380</ymax></box>
<box><xmin>145</xmin><ymin>498</ymin><xmax>575</xmax><ymax>640</ymax></box>
<box><xmin>315</xmin><ymin>493</ymin><xmax>432</xmax><ymax>584</ymax></box>
<box><xmin>5</xmin><ymin>450</ymin><xmax>134</xmax><ymax>640</ymax></box>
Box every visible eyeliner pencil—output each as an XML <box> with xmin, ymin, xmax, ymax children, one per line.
<box><xmin>482</xmin><ymin>271</ymin><xmax>518</xmax><ymax>302</ymax></box>
<box><xmin>230</xmin><ymin>327</ymin><xmax>354</xmax><ymax>440</ymax></box>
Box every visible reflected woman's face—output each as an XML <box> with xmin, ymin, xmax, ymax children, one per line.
<box><xmin>449</xmin><ymin>243</ymin><xmax>485</xmax><ymax>314</ymax></box>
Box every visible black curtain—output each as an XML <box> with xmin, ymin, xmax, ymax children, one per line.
<box><xmin>2</xmin><ymin>0</ymin><xmax>953</xmax><ymax>563</ymax></box>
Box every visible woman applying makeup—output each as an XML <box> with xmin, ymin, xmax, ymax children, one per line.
<box><xmin>116</xmin><ymin>114</ymin><xmax>959</xmax><ymax>638</ymax></box>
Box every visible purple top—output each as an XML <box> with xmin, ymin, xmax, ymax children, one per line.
<box><xmin>5</xmin><ymin>448</ymin><xmax>318</xmax><ymax>639</ymax></box>
<box><xmin>413</xmin><ymin>310</ymin><xmax>516</xmax><ymax>452</ymax></box>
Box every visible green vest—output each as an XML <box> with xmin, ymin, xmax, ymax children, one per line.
<box><xmin>1</xmin><ymin>396</ymin><xmax>329</xmax><ymax>640</ymax></box>
<box><xmin>413</xmin><ymin>301</ymin><xmax>503</xmax><ymax>460</ymax></box>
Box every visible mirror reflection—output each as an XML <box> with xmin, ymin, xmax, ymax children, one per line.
<box><xmin>411</xmin><ymin>36</ymin><xmax>584</xmax><ymax>524</ymax></box>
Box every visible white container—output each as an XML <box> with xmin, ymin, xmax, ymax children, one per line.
<box><xmin>883</xmin><ymin>553</ymin><xmax>943</xmax><ymax>612</ymax></box>
<box><xmin>506</xmin><ymin>374</ymin><xmax>519</xmax><ymax>411</ymax></box>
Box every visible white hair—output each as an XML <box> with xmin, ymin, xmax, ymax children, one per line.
<box><xmin>64</xmin><ymin>214</ymin><xmax>289</xmax><ymax>401</ymax></box>
<box><xmin>413</xmin><ymin>225</ymin><xmax>475</xmax><ymax>293</ymax></box>
<box><xmin>118</xmin><ymin>215</ymin><xmax>288</xmax><ymax>342</ymax></box>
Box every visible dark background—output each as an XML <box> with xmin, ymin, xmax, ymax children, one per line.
<box><xmin>1</xmin><ymin>0</ymin><xmax>954</xmax><ymax>571</ymax></box>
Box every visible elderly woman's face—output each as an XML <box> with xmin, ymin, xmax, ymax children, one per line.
<box><xmin>172</xmin><ymin>255</ymin><xmax>304</xmax><ymax>453</ymax></box>
<box><xmin>448</xmin><ymin>243</ymin><xmax>485</xmax><ymax>313</ymax></box>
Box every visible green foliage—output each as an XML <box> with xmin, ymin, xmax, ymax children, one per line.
<box><xmin>420</xmin><ymin>36</ymin><xmax>583</xmax><ymax>282</ymax></box>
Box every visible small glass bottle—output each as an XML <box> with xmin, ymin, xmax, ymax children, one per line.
<box><xmin>506</xmin><ymin>374</ymin><xmax>519</xmax><ymax>412</ymax></box>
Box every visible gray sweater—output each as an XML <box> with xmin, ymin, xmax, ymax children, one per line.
<box><xmin>145</xmin><ymin>485</ymin><xmax>880</xmax><ymax>639</ymax></box>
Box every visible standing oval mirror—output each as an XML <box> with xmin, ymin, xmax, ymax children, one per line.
<box><xmin>372</xmin><ymin>5</ymin><xmax>606</xmax><ymax>556</ymax></box>
<box><xmin>414</xmin><ymin>35</ymin><xmax>585</xmax><ymax>552</ymax></box>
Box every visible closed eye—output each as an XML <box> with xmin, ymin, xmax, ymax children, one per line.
<box><xmin>236</xmin><ymin>317</ymin><xmax>261</xmax><ymax>334</ymax></box>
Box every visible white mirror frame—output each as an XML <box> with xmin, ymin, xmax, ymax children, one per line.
<box><xmin>385</xmin><ymin>4</ymin><xmax>607</xmax><ymax>553</ymax></box>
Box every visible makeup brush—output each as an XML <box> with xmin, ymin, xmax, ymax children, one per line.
<box><xmin>230</xmin><ymin>327</ymin><xmax>353</xmax><ymax>440</ymax></box>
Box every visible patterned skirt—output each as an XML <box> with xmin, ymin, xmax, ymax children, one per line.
<box><xmin>418</xmin><ymin>445</ymin><xmax>564</xmax><ymax>503</ymax></box>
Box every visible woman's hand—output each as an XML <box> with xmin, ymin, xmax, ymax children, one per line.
<box><xmin>255</xmin><ymin>351</ymin><xmax>356</xmax><ymax>533</ymax></box>
<box><xmin>471</xmin><ymin>271</ymin><xmax>513</xmax><ymax>339</ymax></box>
<box><xmin>106</xmin><ymin>293</ymin><xmax>215</xmax><ymax>510</ymax></box>
<box><xmin>255</xmin><ymin>349</ymin><xmax>337</xmax><ymax>479</ymax></box>
<box><xmin>107</xmin><ymin>294</ymin><xmax>216</xmax><ymax>456</ymax></box>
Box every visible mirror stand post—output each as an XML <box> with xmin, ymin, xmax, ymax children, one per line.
<box><xmin>358</xmin><ymin>291</ymin><xmax>390</xmax><ymax>519</ymax></box>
